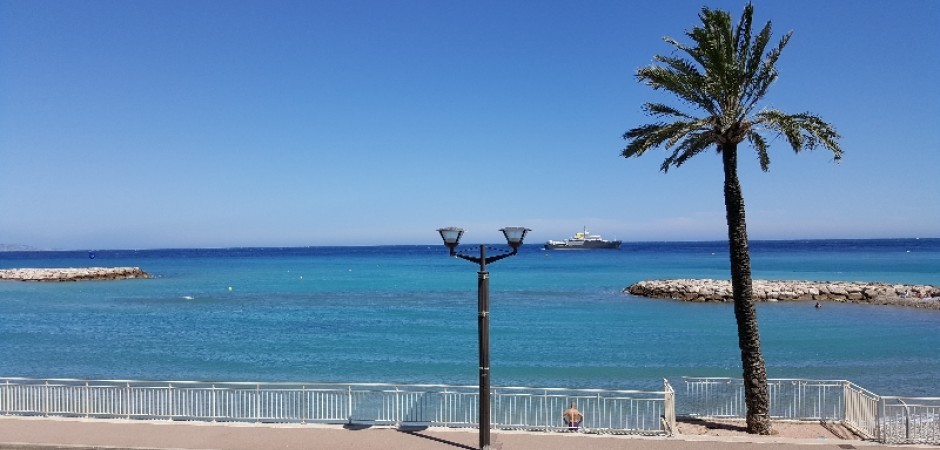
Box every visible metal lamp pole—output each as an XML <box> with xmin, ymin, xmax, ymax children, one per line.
<box><xmin>437</xmin><ymin>226</ymin><xmax>530</xmax><ymax>450</ymax></box>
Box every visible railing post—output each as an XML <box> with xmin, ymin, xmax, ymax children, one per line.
<box><xmin>878</xmin><ymin>396</ymin><xmax>885</xmax><ymax>443</ymax></box>
<box><xmin>898</xmin><ymin>398</ymin><xmax>911</xmax><ymax>441</ymax></box>
<box><xmin>663</xmin><ymin>379</ymin><xmax>676</xmax><ymax>436</ymax></box>
<box><xmin>167</xmin><ymin>383</ymin><xmax>173</xmax><ymax>420</ymax></box>
<box><xmin>704</xmin><ymin>379</ymin><xmax>710</xmax><ymax>416</ymax></box>
<box><xmin>543</xmin><ymin>389</ymin><xmax>549</xmax><ymax>431</ymax></box>
<box><xmin>395</xmin><ymin>386</ymin><xmax>401</xmax><ymax>426</ymax></box>
<box><xmin>43</xmin><ymin>380</ymin><xmax>49</xmax><ymax>417</ymax></box>
<box><xmin>301</xmin><ymin>385</ymin><xmax>306</xmax><ymax>424</ymax></box>
<box><xmin>347</xmin><ymin>385</ymin><xmax>353</xmax><ymax>424</ymax></box>
<box><xmin>211</xmin><ymin>384</ymin><xmax>217</xmax><ymax>422</ymax></box>
<box><xmin>255</xmin><ymin>384</ymin><xmax>261</xmax><ymax>423</ymax></box>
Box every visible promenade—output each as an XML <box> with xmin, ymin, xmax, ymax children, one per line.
<box><xmin>0</xmin><ymin>416</ymin><xmax>933</xmax><ymax>450</ymax></box>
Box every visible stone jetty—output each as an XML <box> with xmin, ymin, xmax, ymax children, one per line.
<box><xmin>627</xmin><ymin>279</ymin><xmax>940</xmax><ymax>309</ymax></box>
<box><xmin>0</xmin><ymin>267</ymin><xmax>150</xmax><ymax>282</ymax></box>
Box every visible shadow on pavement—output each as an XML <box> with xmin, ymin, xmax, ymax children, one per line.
<box><xmin>399</xmin><ymin>430</ymin><xmax>476</xmax><ymax>450</ymax></box>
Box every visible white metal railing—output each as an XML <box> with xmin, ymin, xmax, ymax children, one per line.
<box><xmin>880</xmin><ymin>396</ymin><xmax>940</xmax><ymax>445</ymax></box>
<box><xmin>0</xmin><ymin>378</ymin><xmax>672</xmax><ymax>435</ymax></box>
<box><xmin>844</xmin><ymin>381</ymin><xmax>880</xmax><ymax>439</ymax></box>
<box><xmin>682</xmin><ymin>377</ymin><xmax>847</xmax><ymax>420</ymax></box>
<box><xmin>490</xmin><ymin>382</ymin><xmax>673</xmax><ymax>434</ymax></box>
<box><xmin>662</xmin><ymin>379</ymin><xmax>676</xmax><ymax>434</ymax></box>
<box><xmin>682</xmin><ymin>377</ymin><xmax>940</xmax><ymax>445</ymax></box>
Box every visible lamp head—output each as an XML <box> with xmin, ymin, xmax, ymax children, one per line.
<box><xmin>437</xmin><ymin>227</ymin><xmax>464</xmax><ymax>252</ymax></box>
<box><xmin>500</xmin><ymin>227</ymin><xmax>531</xmax><ymax>250</ymax></box>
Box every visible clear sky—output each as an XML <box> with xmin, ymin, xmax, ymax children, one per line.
<box><xmin>1</xmin><ymin>0</ymin><xmax>938</xmax><ymax>249</ymax></box>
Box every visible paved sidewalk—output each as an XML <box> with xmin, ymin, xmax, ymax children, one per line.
<box><xmin>0</xmin><ymin>416</ymin><xmax>934</xmax><ymax>450</ymax></box>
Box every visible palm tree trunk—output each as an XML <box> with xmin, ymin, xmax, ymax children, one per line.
<box><xmin>721</xmin><ymin>143</ymin><xmax>773</xmax><ymax>435</ymax></box>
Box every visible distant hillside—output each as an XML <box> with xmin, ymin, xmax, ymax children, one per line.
<box><xmin>0</xmin><ymin>244</ymin><xmax>44</xmax><ymax>252</ymax></box>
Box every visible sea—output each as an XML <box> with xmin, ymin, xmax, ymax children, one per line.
<box><xmin>1</xmin><ymin>239</ymin><xmax>939</xmax><ymax>397</ymax></box>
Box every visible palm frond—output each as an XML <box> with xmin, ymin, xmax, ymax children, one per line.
<box><xmin>643</xmin><ymin>103</ymin><xmax>695</xmax><ymax>120</ymax></box>
<box><xmin>643</xmin><ymin>51</ymin><xmax>718</xmax><ymax>115</ymax></box>
<box><xmin>622</xmin><ymin>123</ymin><xmax>672</xmax><ymax>158</ymax></box>
<box><xmin>623</xmin><ymin>118</ymin><xmax>714</xmax><ymax>172</ymax></box>
<box><xmin>756</xmin><ymin>109</ymin><xmax>843</xmax><ymax>160</ymax></box>
<box><xmin>747</xmin><ymin>131</ymin><xmax>771</xmax><ymax>171</ymax></box>
<box><xmin>733</xmin><ymin>3</ymin><xmax>755</xmax><ymax>72</ymax></box>
<box><xmin>623</xmin><ymin>120</ymin><xmax>694</xmax><ymax>154</ymax></box>
<box><xmin>743</xmin><ymin>30</ymin><xmax>791</xmax><ymax>115</ymax></box>
<box><xmin>623</xmin><ymin>3</ymin><xmax>842</xmax><ymax>174</ymax></box>
<box><xmin>745</xmin><ymin>21</ymin><xmax>772</xmax><ymax>80</ymax></box>
<box><xmin>662</xmin><ymin>131</ymin><xmax>715</xmax><ymax>172</ymax></box>
<box><xmin>638</xmin><ymin>64</ymin><xmax>715</xmax><ymax>113</ymax></box>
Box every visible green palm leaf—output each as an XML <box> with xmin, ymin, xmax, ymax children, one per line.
<box><xmin>622</xmin><ymin>3</ymin><xmax>840</xmax><ymax>171</ymax></box>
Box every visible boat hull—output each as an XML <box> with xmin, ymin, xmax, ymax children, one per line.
<box><xmin>543</xmin><ymin>240</ymin><xmax>622</xmax><ymax>250</ymax></box>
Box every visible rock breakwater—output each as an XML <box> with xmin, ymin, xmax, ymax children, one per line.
<box><xmin>627</xmin><ymin>279</ymin><xmax>940</xmax><ymax>309</ymax></box>
<box><xmin>0</xmin><ymin>267</ymin><xmax>150</xmax><ymax>282</ymax></box>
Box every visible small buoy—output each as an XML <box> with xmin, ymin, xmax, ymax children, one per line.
<box><xmin>182</xmin><ymin>295</ymin><xmax>194</xmax><ymax>300</ymax></box>
<box><xmin>227</xmin><ymin>286</ymin><xmax>233</xmax><ymax>291</ymax></box>
<box><xmin>299</xmin><ymin>275</ymin><xmax>303</xmax><ymax>280</ymax></box>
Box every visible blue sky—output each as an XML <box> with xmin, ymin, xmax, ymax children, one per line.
<box><xmin>1</xmin><ymin>0</ymin><xmax>938</xmax><ymax>249</ymax></box>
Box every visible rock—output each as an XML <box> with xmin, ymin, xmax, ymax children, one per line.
<box><xmin>0</xmin><ymin>267</ymin><xmax>150</xmax><ymax>282</ymax></box>
<box><xmin>624</xmin><ymin>279</ymin><xmax>939</xmax><ymax>310</ymax></box>
<box><xmin>828</xmin><ymin>285</ymin><xmax>848</xmax><ymax>296</ymax></box>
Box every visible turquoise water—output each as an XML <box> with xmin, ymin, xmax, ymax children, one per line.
<box><xmin>1</xmin><ymin>240</ymin><xmax>938</xmax><ymax>396</ymax></box>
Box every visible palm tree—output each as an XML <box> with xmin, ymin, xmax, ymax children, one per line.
<box><xmin>621</xmin><ymin>3</ymin><xmax>842</xmax><ymax>435</ymax></box>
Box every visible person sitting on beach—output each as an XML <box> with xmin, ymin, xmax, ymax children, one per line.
<box><xmin>562</xmin><ymin>402</ymin><xmax>583</xmax><ymax>431</ymax></box>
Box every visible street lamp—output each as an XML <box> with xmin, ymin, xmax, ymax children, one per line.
<box><xmin>436</xmin><ymin>226</ymin><xmax>530</xmax><ymax>450</ymax></box>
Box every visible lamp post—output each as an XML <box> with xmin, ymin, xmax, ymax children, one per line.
<box><xmin>436</xmin><ymin>226</ymin><xmax>530</xmax><ymax>450</ymax></box>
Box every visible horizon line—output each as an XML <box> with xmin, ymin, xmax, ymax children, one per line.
<box><xmin>2</xmin><ymin>236</ymin><xmax>938</xmax><ymax>253</ymax></box>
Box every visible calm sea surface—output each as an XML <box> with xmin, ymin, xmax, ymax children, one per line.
<box><xmin>2</xmin><ymin>239</ymin><xmax>938</xmax><ymax>396</ymax></box>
